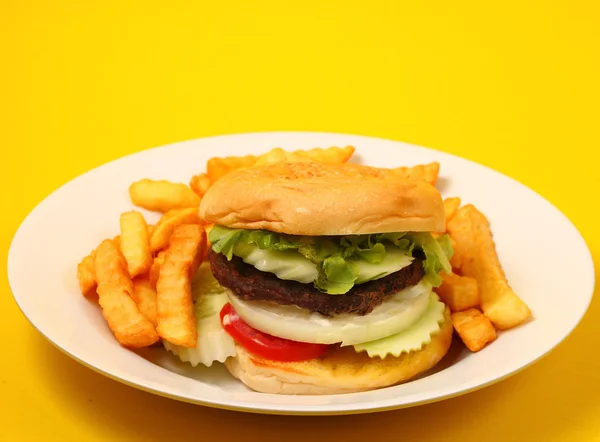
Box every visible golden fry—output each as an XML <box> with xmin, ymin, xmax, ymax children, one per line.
<box><xmin>435</xmin><ymin>272</ymin><xmax>479</xmax><ymax>312</ymax></box>
<box><xmin>150</xmin><ymin>207</ymin><xmax>201</xmax><ymax>252</ymax></box>
<box><xmin>394</xmin><ymin>162</ymin><xmax>440</xmax><ymax>186</ymax></box>
<box><xmin>191</xmin><ymin>227</ymin><xmax>208</xmax><ymax>278</ymax></box>
<box><xmin>451</xmin><ymin>308</ymin><xmax>497</xmax><ymax>352</ymax></box>
<box><xmin>297</xmin><ymin>145</ymin><xmax>355</xmax><ymax>163</ymax></box>
<box><xmin>149</xmin><ymin>251</ymin><xmax>166</xmax><ymax>289</ymax></box>
<box><xmin>205</xmin><ymin>147</ymin><xmax>355</xmax><ymax>184</ymax></box>
<box><xmin>77</xmin><ymin>251</ymin><xmax>97</xmax><ymax>298</ymax></box>
<box><xmin>120</xmin><ymin>211</ymin><xmax>153</xmax><ymax>278</ymax></box>
<box><xmin>129</xmin><ymin>179</ymin><xmax>201</xmax><ymax>213</ymax></box>
<box><xmin>447</xmin><ymin>205</ymin><xmax>532</xmax><ymax>329</ymax></box>
<box><xmin>156</xmin><ymin>224</ymin><xmax>205</xmax><ymax>347</ymax></box>
<box><xmin>253</xmin><ymin>147</ymin><xmax>289</xmax><ymax>166</ymax></box>
<box><xmin>189</xmin><ymin>173</ymin><xmax>212</xmax><ymax>197</ymax></box>
<box><xmin>444</xmin><ymin>197</ymin><xmax>461</xmax><ymax>224</ymax></box>
<box><xmin>254</xmin><ymin>146</ymin><xmax>355</xmax><ymax>166</ymax></box>
<box><xmin>448</xmin><ymin>236</ymin><xmax>462</xmax><ymax>270</ymax></box>
<box><xmin>207</xmin><ymin>155</ymin><xmax>258</xmax><ymax>182</ymax></box>
<box><xmin>94</xmin><ymin>240</ymin><xmax>159</xmax><ymax>348</ymax></box>
<box><xmin>132</xmin><ymin>277</ymin><xmax>158</xmax><ymax>327</ymax></box>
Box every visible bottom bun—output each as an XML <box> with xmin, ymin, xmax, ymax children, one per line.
<box><xmin>225</xmin><ymin>307</ymin><xmax>453</xmax><ymax>395</ymax></box>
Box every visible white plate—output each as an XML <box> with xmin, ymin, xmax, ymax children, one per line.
<box><xmin>8</xmin><ymin>132</ymin><xmax>595</xmax><ymax>415</ymax></box>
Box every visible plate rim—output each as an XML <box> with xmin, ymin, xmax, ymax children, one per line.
<box><xmin>7</xmin><ymin>131</ymin><xmax>596</xmax><ymax>415</ymax></box>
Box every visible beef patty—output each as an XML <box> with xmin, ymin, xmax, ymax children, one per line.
<box><xmin>209</xmin><ymin>250</ymin><xmax>425</xmax><ymax>316</ymax></box>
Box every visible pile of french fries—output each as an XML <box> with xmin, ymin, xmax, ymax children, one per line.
<box><xmin>77</xmin><ymin>207</ymin><xmax>207</xmax><ymax>348</ymax></box>
<box><xmin>77</xmin><ymin>144</ymin><xmax>531</xmax><ymax>355</ymax></box>
<box><xmin>435</xmin><ymin>198</ymin><xmax>532</xmax><ymax>352</ymax></box>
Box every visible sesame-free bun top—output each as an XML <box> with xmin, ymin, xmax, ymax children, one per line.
<box><xmin>199</xmin><ymin>162</ymin><xmax>445</xmax><ymax>236</ymax></box>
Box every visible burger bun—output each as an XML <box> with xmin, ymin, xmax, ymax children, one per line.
<box><xmin>199</xmin><ymin>162</ymin><xmax>445</xmax><ymax>236</ymax></box>
<box><xmin>225</xmin><ymin>307</ymin><xmax>453</xmax><ymax>395</ymax></box>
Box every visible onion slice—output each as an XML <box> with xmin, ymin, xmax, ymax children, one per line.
<box><xmin>226</xmin><ymin>281</ymin><xmax>432</xmax><ymax>346</ymax></box>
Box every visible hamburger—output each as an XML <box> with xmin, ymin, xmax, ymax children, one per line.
<box><xmin>198</xmin><ymin>161</ymin><xmax>454</xmax><ymax>395</ymax></box>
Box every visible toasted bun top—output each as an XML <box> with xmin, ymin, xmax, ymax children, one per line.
<box><xmin>225</xmin><ymin>307</ymin><xmax>453</xmax><ymax>395</ymax></box>
<box><xmin>199</xmin><ymin>162</ymin><xmax>445</xmax><ymax>236</ymax></box>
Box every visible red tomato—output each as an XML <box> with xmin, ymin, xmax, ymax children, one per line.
<box><xmin>220</xmin><ymin>303</ymin><xmax>330</xmax><ymax>362</ymax></box>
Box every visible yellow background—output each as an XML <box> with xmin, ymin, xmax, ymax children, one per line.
<box><xmin>2</xmin><ymin>1</ymin><xmax>599</xmax><ymax>441</ymax></box>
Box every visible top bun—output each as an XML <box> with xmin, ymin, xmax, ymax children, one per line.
<box><xmin>199</xmin><ymin>162</ymin><xmax>445</xmax><ymax>236</ymax></box>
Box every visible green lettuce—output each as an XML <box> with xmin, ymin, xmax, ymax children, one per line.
<box><xmin>209</xmin><ymin>226</ymin><xmax>453</xmax><ymax>294</ymax></box>
<box><xmin>409</xmin><ymin>232</ymin><xmax>452</xmax><ymax>287</ymax></box>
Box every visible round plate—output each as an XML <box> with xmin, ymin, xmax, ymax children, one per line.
<box><xmin>8</xmin><ymin>132</ymin><xmax>595</xmax><ymax>415</ymax></box>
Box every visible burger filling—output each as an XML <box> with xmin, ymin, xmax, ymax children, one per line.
<box><xmin>208</xmin><ymin>225</ymin><xmax>452</xmax><ymax>294</ymax></box>
<box><xmin>209</xmin><ymin>251</ymin><xmax>425</xmax><ymax>316</ymax></box>
<box><xmin>207</xmin><ymin>225</ymin><xmax>453</xmax><ymax>361</ymax></box>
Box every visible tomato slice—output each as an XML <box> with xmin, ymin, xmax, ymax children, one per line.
<box><xmin>220</xmin><ymin>303</ymin><xmax>330</xmax><ymax>362</ymax></box>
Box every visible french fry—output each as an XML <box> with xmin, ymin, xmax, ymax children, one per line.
<box><xmin>394</xmin><ymin>162</ymin><xmax>440</xmax><ymax>186</ymax></box>
<box><xmin>451</xmin><ymin>308</ymin><xmax>497</xmax><ymax>352</ymax></box>
<box><xmin>448</xmin><ymin>236</ymin><xmax>462</xmax><ymax>270</ymax></box>
<box><xmin>156</xmin><ymin>225</ymin><xmax>205</xmax><ymax>347</ymax></box>
<box><xmin>254</xmin><ymin>146</ymin><xmax>355</xmax><ymax>166</ymax></box>
<box><xmin>149</xmin><ymin>251</ymin><xmax>166</xmax><ymax>288</ymax></box>
<box><xmin>297</xmin><ymin>146</ymin><xmax>355</xmax><ymax>163</ymax></box>
<box><xmin>132</xmin><ymin>277</ymin><xmax>158</xmax><ymax>327</ymax></box>
<box><xmin>207</xmin><ymin>154</ymin><xmax>258</xmax><ymax>182</ymax></box>
<box><xmin>77</xmin><ymin>236</ymin><xmax>123</xmax><ymax>298</ymax></box>
<box><xmin>129</xmin><ymin>179</ymin><xmax>201</xmax><ymax>213</ymax></box>
<box><xmin>94</xmin><ymin>239</ymin><xmax>159</xmax><ymax>348</ymax></box>
<box><xmin>119</xmin><ymin>211</ymin><xmax>153</xmax><ymax>278</ymax></box>
<box><xmin>435</xmin><ymin>272</ymin><xmax>479</xmax><ymax>312</ymax></box>
<box><xmin>206</xmin><ymin>147</ymin><xmax>355</xmax><ymax>183</ymax></box>
<box><xmin>150</xmin><ymin>207</ymin><xmax>201</xmax><ymax>252</ymax></box>
<box><xmin>77</xmin><ymin>251</ymin><xmax>97</xmax><ymax>298</ymax></box>
<box><xmin>447</xmin><ymin>205</ymin><xmax>532</xmax><ymax>329</ymax></box>
<box><xmin>189</xmin><ymin>173</ymin><xmax>212</xmax><ymax>197</ymax></box>
<box><xmin>191</xmin><ymin>228</ymin><xmax>208</xmax><ymax>278</ymax></box>
<box><xmin>253</xmin><ymin>148</ymin><xmax>289</xmax><ymax>166</ymax></box>
<box><xmin>444</xmin><ymin>197</ymin><xmax>461</xmax><ymax>224</ymax></box>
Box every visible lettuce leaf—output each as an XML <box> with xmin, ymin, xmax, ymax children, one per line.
<box><xmin>408</xmin><ymin>233</ymin><xmax>452</xmax><ymax>287</ymax></box>
<box><xmin>318</xmin><ymin>256</ymin><xmax>359</xmax><ymax>294</ymax></box>
<box><xmin>210</xmin><ymin>227</ymin><xmax>245</xmax><ymax>260</ymax></box>
<box><xmin>353</xmin><ymin>293</ymin><xmax>446</xmax><ymax>358</ymax></box>
<box><xmin>208</xmin><ymin>226</ymin><xmax>453</xmax><ymax>294</ymax></box>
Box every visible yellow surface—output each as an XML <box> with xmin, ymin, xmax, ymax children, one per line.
<box><xmin>1</xmin><ymin>1</ymin><xmax>599</xmax><ymax>440</ymax></box>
